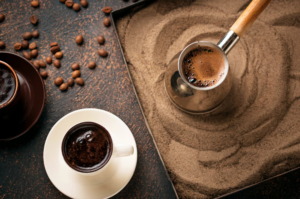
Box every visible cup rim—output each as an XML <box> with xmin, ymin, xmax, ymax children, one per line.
<box><xmin>0</xmin><ymin>60</ymin><xmax>19</xmax><ymax>109</ymax></box>
<box><xmin>61</xmin><ymin>121</ymin><xmax>114</xmax><ymax>173</ymax></box>
<box><xmin>178</xmin><ymin>41</ymin><xmax>229</xmax><ymax>91</ymax></box>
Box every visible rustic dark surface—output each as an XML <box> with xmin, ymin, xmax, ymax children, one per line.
<box><xmin>0</xmin><ymin>0</ymin><xmax>177</xmax><ymax>198</ymax></box>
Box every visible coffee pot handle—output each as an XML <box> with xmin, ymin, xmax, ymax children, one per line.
<box><xmin>114</xmin><ymin>144</ymin><xmax>134</xmax><ymax>157</ymax></box>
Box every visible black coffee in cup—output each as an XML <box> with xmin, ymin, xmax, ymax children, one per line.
<box><xmin>0</xmin><ymin>63</ymin><xmax>16</xmax><ymax>106</ymax></box>
<box><xmin>62</xmin><ymin>122</ymin><xmax>113</xmax><ymax>173</ymax></box>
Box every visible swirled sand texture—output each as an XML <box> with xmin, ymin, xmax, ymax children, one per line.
<box><xmin>117</xmin><ymin>0</ymin><xmax>300</xmax><ymax>198</ymax></box>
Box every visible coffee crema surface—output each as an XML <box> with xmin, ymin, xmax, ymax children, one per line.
<box><xmin>182</xmin><ymin>46</ymin><xmax>225</xmax><ymax>87</ymax></box>
<box><xmin>0</xmin><ymin>63</ymin><xmax>15</xmax><ymax>106</ymax></box>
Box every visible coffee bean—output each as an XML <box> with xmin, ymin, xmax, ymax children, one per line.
<box><xmin>71</xmin><ymin>63</ymin><xmax>80</xmax><ymax>70</ymax></box>
<box><xmin>75</xmin><ymin>35</ymin><xmax>83</xmax><ymax>44</ymax></box>
<box><xmin>67</xmin><ymin>78</ymin><xmax>74</xmax><ymax>87</ymax></box>
<box><xmin>0</xmin><ymin>41</ymin><xmax>5</xmax><ymax>49</ymax></box>
<box><xmin>33</xmin><ymin>60</ymin><xmax>40</xmax><ymax>69</ymax></box>
<box><xmin>59</xmin><ymin>0</ymin><xmax>66</xmax><ymax>2</ymax></box>
<box><xmin>88</xmin><ymin>61</ymin><xmax>96</xmax><ymax>69</ymax></box>
<box><xmin>50</xmin><ymin>46</ymin><xmax>60</xmax><ymax>54</ymax></box>
<box><xmin>53</xmin><ymin>59</ymin><xmax>61</xmax><ymax>68</ymax></box>
<box><xmin>73</xmin><ymin>3</ymin><xmax>81</xmax><ymax>11</ymax></box>
<box><xmin>31</xmin><ymin>0</ymin><xmax>39</xmax><ymax>7</ymax></box>
<box><xmin>14</xmin><ymin>43</ymin><xmax>22</xmax><ymax>51</ymax></box>
<box><xmin>23</xmin><ymin>32</ymin><xmax>32</xmax><ymax>40</ymax></box>
<box><xmin>98</xmin><ymin>49</ymin><xmax>108</xmax><ymax>57</ymax></box>
<box><xmin>103</xmin><ymin>18</ymin><xmax>110</xmax><ymax>27</ymax></box>
<box><xmin>21</xmin><ymin>40</ymin><xmax>29</xmax><ymax>49</ymax></box>
<box><xmin>97</xmin><ymin>35</ymin><xmax>105</xmax><ymax>44</ymax></box>
<box><xmin>23</xmin><ymin>52</ymin><xmax>31</xmax><ymax>60</ymax></box>
<box><xmin>65</xmin><ymin>0</ymin><xmax>74</xmax><ymax>7</ymax></box>
<box><xmin>60</xmin><ymin>83</ymin><xmax>68</xmax><ymax>91</ymax></box>
<box><xmin>75</xmin><ymin>77</ymin><xmax>84</xmax><ymax>86</ymax></box>
<box><xmin>50</xmin><ymin>42</ymin><xmax>59</xmax><ymax>47</ymax></box>
<box><xmin>54</xmin><ymin>77</ymin><xmax>64</xmax><ymax>86</ymax></box>
<box><xmin>40</xmin><ymin>71</ymin><xmax>48</xmax><ymax>79</ymax></box>
<box><xmin>32</xmin><ymin>30</ymin><xmax>39</xmax><ymax>38</ymax></box>
<box><xmin>46</xmin><ymin>56</ymin><xmax>52</xmax><ymax>64</ymax></box>
<box><xmin>39</xmin><ymin>60</ymin><xmax>46</xmax><ymax>68</ymax></box>
<box><xmin>102</xmin><ymin>7</ymin><xmax>112</xmax><ymax>14</ymax></box>
<box><xmin>55</xmin><ymin>52</ymin><xmax>63</xmax><ymax>59</ymax></box>
<box><xmin>30</xmin><ymin>15</ymin><xmax>38</xmax><ymax>25</ymax></box>
<box><xmin>29</xmin><ymin>60</ymin><xmax>34</xmax><ymax>64</ymax></box>
<box><xmin>29</xmin><ymin>42</ymin><xmax>37</xmax><ymax>50</ymax></box>
<box><xmin>30</xmin><ymin>49</ymin><xmax>38</xmax><ymax>58</ymax></box>
<box><xmin>80</xmin><ymin>0</ymin><xmax>88</xmax><ymax>7</ymax></box>
<box><xmin>72</xmin><ymin>70</ymin><xmax>81</xmax><ymax>78</ymax></box>
<box><xmin>0</xmin><ymin>14</ymin><xmax>5</xmax><ymax>23</ymax></box>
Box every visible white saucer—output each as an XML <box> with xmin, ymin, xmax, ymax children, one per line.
<box><xmin>43</xmin><ymin>108</ymin><xmax>138</xmax><ymax>199</ymax></box>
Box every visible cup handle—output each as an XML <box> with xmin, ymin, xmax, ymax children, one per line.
<box><xmin>114</xmin><ymin>145</ymin><xmax>134</xmax><ymax>157</ymax></box>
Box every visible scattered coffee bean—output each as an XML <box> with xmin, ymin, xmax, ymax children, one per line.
<box><xmin>73</xmin><ymin>3</ymin><xmax>81</xmax><ymax>11</ymax></box>
<box><xmin>40</xmin><ymin>71</ymin><xmax>48</xmax><ymax>79</ymax></box>
<box><xmin>0</xmin><ymin>14</ymin><xmax>5</xmax><ymax>23</ymax></box>
<box><xmin>39</xmin><ymin>60</ymin><xmax>46</xmax><ymax>68</ymax></box>
<box><xmin>23</xmin><ymin>51</ymin><xmax>31</xmax><ymax>60</ymax></box>
<box><xmin>97</xmin><ymin>35</ymin><xmax>105</xmax><ymax>44</ymax></box>
<box><xmin>75</xmin><ymin>77</ymin><xmax>84</xmax><ymax>86</ymax></box>
<box><xmin>0</xmin><ymin>41</ymin><xmax>5</xmax><ymax>49</ymax></box>
<box><xmin>14</xmin><ymin>43</ymin><xmax>22</xmax><ymax>51</ymax></box>
<box><xmin>31</xmin><ymin>0</ymin><xmax>39</xmax><ymax>7</ymax></box>
<box><xmin>72</xmin><ymin>70</ymin><xmax>81</xmax><ymax>78</ymax></box>
<box><xmin>32</xmin><ymin>30</ymin><xmax>39</xmax><ymax>38</ymax></box>
<box><xmin>60</xmin><ymin>83</ymin><xmax>68</xmax><ymax>91</ymax></box>
<box><xmin>21</xmin><ymin>40</ymin><xmax>29</xmax><ymax>49</ymax></box>
<box><xmin>103</xmin><ymin>18</ymin><xmax>110</xmax><ymax>27</ymax></box>
<box><xmin>29</xmin><ymin>60</ymin><xmax>34</xmax><ymax>64</ymax></box>
<box><xmin>23</xmin><ymin>32</ymin><xmax>32</xmax><ymax>40</ymax></box>
<box><xmin>75</xmin><ymin>35</ymin><xmax>83</xmax><ymax>44</ymax></box>
<box><xmin>53</xmin><ymin>59</ymin><xmax>61</xmax><ymax>68</ymax></box>
<box><xmin>30</xmin><ymin>15</ymin><xmax>38</xmax><ymax>25</ymax></box>
<box><xmin>80</xmin><ymin>0</ymin><xmax>88</xmax><ymax>7</ymax></box>
<box><xmin>50</xmin><ymin>46</ymin><xmax>60</xmax><ymax>54</ymax></box>
<box><xmin>98</xmin><ymin>49</ymin><xmax>108</xmax><ymax>57</ymax></box>
<box><xmin>29</xmin><ymin>42</ymin><xmax>37</xmax><ymax>49</ymax></box>
<box><xmin>71</xmin><ymin>63</ymin><xmax>80</xmax><ymax>70</ymax></box>
<box><xmin>65</xmin><ymin>0</ymin><xmax>74</xmax><ymax>7</ymax></box>
<box><xmin>102</xmin><ymin>7</ymin><xmax>112</xmax><ymax>14</ymax></box>
<box><xmin>54</xmin><ymin>77</ymin><xmax>64</xmax><ymax>86</ymax></box>
<box><xmin>33</xmin><ymin>60</ymin><xmax>40</xmax><ymax>69</ymax></box>
<box><xmin>67</xmin><ymin>78</ymin><xmax>74</xmax><ymax>87</ymax></box>
<box><xmin>30</xmin><ymin>49</ymin><xmax>38</xmax><ymax>58</ymax></box>
<box><xmin>55</xmin><ymin>51</ymin><xmax>63</xmax><ymax>59</ymax></box>
<box><xmin>59</xmin><ymin>0</ymin><xmax>66</xmax><ymax>2</ymax></box>
<box><xmin>46</xmin><ymin>56</ymin><xmax>52</xmax><ymax>64</ymax></box>
<box><xmin>88</xmin><ymin>61</ymin><xmax>96</xmax><ymax>69</ymax></box>
<box><xmin>50</xmin><ymin>42</ymin><xmax>59</xmax><ymax>47</ymax></box>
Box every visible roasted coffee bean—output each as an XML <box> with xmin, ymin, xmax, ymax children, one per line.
<box><xmin>0</xmin><ymin>14</ymin><xmax>5</xmax><ymax>23</ymax></box>
<box><xmin>31</xmin><ymin>0</ymin><xmax>39</xmax><ymax>7</ymax></box>
<box><xmin>14</xmin><ymin>43</ymin><xmax>22</xmax><ymax>51</ymax></box>
<box><xmin>46</xmin><ymin>56</ymin><xmax>52</xmax><ymax>64</ymax></box>
<box><xmin>50</xmin><ymin>42</ymin><xmax>59</xmax><ymax>47</ymax></box>
<box><xmin>39</xmin><ymin>60</ymin><xmax>46</xmax><ymax>68</ymax></box>
<box><xmin>23</xmin><ymin>52</ymin><xmax>31</xmax><ymax>60</ymax></box>
<box><xmin>40</xmin><ymin>71</ymin><xmax>48</xmax><ymax>78</ymax></box>
<box><xmin>32</xmin><ymin>30</ymin><xmax>39</xmax><ymax>38</ymax></box>
<box><xmin>98</xmin><ymin>49</ymin><xmax>108</xmax><ymax>57</ymax></box>
<box><xmin>30</xmin><ymin>15</ymin><xmax>38</xmax><ymax>25</ymax></box>
<box><xmin>97</xmin><ymin>35</ymin><xmax>105</xmax><ymax>44</ymax></box>
<box><xmin>103</xmin><ymin>18</ymin><xmax>110</xmax><ymax>27</ymax></box>
<box><xmin>75</xmin><ymin>35</ymin><xmax>83</xmax><ymax>44</ymax></box>
<box><xmin>21</xmin><ymin>40</ymin><xmax>29</xmax><ymax>49</ymax></box>
<box><xmin>30</xmin><ymin>49</ymin><xmax>38</xmax><ymax>58</ymax></box>
<box><xmin>0</xmin><ymin>41</ymin><xmax>5</xmax><ymax>49</ymax></box>
<box><xmin>60</xmin><ymin>83</ymin><xmax>68</xmax><ymax>91</ymax></box>
<box><xmin>33</xmin><ymin>60</ymin><xmax>40</xmax><ymax>69</ymax></box>
<box><xmin>88</xmin><ymin>61</ymin><xmax>96</xmax><ymax>69</ymax></box>
<box><xmin>55</xmin><ymin>51</ymin><xmax>63</xmax><ymax>59</ymax></box>
<box><xmin>59</xmin><ymin>0</ymin><xmax>66</xmax><ymax>2</ymax></box>
<box><xmin>29</xmin><ymin>60</ymin><xmax>34</xmax><ymax>64</ymax></box>
<box><xmin>80</xmin><ymin>0</ymin><xmax>88</xmax><ymax>7</ymax></box>
<box><xmin>54</xmin><ymin>77</ymin><xmax>64</xmax><ymax>86</ymax></box>
<box><xmin>75</xmin><ymin>77</ymin><xmax>84</xmax><ymax>86</ymax></box>
<box><xmin>53</xmin><ymin>59</ymin><xmax>61</xmax><ymax>68</ymax></box>
<box><xmin>23</xmin><ymin>32</ymin><xmax>32</xmax><ymax>40</ymax></box>
<box><xmin>67</xmin><ymin>78</ymin><xmax>74</xmax><ymax>87</ymax></box>
<box><xmin>102</xmin><ymin>7</ymin><xmax>112</xmax><ymax>14</ymax></box>
<box><xmin>65</xmin><ymin>0</ymin><xmax>74</xmax><ymax>7</ymax></box>
<box><xmin>29</xmin><ymin>42</ymin><xmax>37</xmax><ymax>49</ymax></box>
<box><xmin>72</xmin><ymin>70</ymin><xmax>81</xmax><ymax>78</ymax></box>
<box><xmin>50</xmin><ymin>46</ymin><xmax>60</xmax><ymax>54</ymax></box>
<box><xmin>71</xmin><ymin>63</ymin><xmax>80</xmax><ymax>70</ymax></box>
<box><xmin>73</xmin><ymin>3</ymin><xmax>81</xmax><ymax>11</ymax></box>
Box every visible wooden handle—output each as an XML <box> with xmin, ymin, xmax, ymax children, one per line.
<box><xmin>230</xmin><ymin>0</ymin><xmax>272</xmax><ymax>37</ymax></box>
